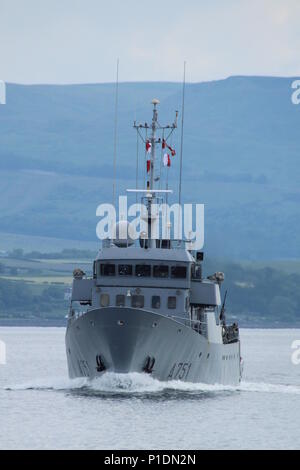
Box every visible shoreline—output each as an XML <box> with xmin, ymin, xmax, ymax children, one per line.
<box><xmin>0</xmin><ymin>318</ymin><xmax>299</xmax><ymax>329</ymax></box>
<box><xmin>0</xmin><ymin>318</ymin><xmax>67</xmax><ymax>327</ymax></box>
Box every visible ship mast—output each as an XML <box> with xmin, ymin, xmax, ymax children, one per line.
<box><xmin>149</xmin><ymin>98</ymin><xmax>159</xmax><ymax>192</ymax></box>
<box><xmin>131</xmin><ymin>100</ymin><xmax>178</xmax><ymax>248</ymax></box>
<box><xmin>146</xmin><ymin>99</ymin><xmax>159</xmax><ymax>247</ymax></box>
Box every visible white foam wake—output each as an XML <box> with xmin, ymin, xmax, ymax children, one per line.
<box><xmin>239</xmin><ymin>381</ymin><xmax>300</xmax><ymax>395</ymax></box>
<box><xmin>4</xmin><ymin>376</ymin><xmax>88</xmax><ymax>392</ymax></box>
<box><xmin>3</xmin><ymin>373</ymin><xmax>300</xmax><ymax>396</ymax></box>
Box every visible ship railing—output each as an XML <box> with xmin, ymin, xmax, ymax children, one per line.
<box><xmin>169</xmin><ymin>315</ymin><xmax>208</xmax><ymax>336</ymax></box>
<box><xmin>101</xmin><ymin>238</ymin><xmax>188</xmax><ymax>250</ymax></box>
<box><xmin>68</xmin><ymin>306</ymin><xmax>89</xmax><ymax>321</ymax></box>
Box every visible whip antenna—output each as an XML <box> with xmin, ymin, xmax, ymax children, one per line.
<box><xmin>112</xmin><ymin>58</ymin><xmax>119</xmax><ymax>208</ymax></box>
<box><xmin>178</xmin><ymin>61</ymin><xmax>186</xmax><ymax>207</ymax></box>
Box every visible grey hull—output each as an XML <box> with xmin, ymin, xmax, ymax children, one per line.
<box><xmin>66</xmin><ymin>307</ymin><xmax>242</xmax><ymax>385</ymax></box>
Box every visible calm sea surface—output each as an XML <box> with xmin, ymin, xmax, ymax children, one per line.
<box><xmin>0</xmin><ymin>327</ymin><xmax>299</xmax><ymax>450</ymax></box>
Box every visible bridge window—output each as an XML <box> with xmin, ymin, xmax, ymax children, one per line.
<box><xmin>118</xmin><ymin>264</ymin><xmax>133</xmax><ymax>276</ymax></box>
<box><xmin>135</xmin><ymin>265</ymin><xmax>151</xmax><ymax>277</ymax></box>
<box><xmin>116</xmin><ymin>295</ymin><xmax>125</xmax><ymax>307</ymax></box>
<box><xmin>171</xmin><ymin>266</ymin><xmax>187</xmax><ymax>279</ymax></box>
<box><xmin>131</xmin><ymin>295</ymin><xmax>144</xmax><ymax>308</ymax></box>
<box><xmin>168</xmin><ymin>296</ymin><xmax>177</xmax><ymax>309</ymax></box>
<box><xmin>100</xmin><ymin>264</ymin><xmax>115</xmax><ymax>276</ymax></box>
<box><xmin>100</xmin><ymin>294</ymin><xmax>110</xmax><ymax>307</ymax></box>
<box><xmin>152</xmin><ymin>296</ymin><xmax>161</xmax><ymax>309</ymax></box>
<box><xmin>153</xmin><ymin>265</ymin><xmax>169</xmax><ymax>278</ymax></box>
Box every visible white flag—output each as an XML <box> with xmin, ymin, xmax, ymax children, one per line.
<box><xmin>163</xmin><ymin>153</ymin><xmax>171</xmax><ymax>167</ymax></box>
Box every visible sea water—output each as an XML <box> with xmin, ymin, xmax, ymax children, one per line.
<box><xmin>0</xmin><ymin>327</ymin><xmax>299</xmax><ymax>450</ymax></box>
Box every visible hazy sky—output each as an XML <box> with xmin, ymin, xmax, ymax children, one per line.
<box><xmin>0</xmin><ymin>0</ymin><xmax>299</xmax><ymax>84</ymax></box>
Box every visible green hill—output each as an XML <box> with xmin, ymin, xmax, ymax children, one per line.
<box><xmin>0</xmin><ymin>77</ymin><xmax>299</xmax><ymax>259</ymax></box>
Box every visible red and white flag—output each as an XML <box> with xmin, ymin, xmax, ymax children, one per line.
<box><xmin>163</xmin><ymin>153</ymin><xmax>171</xmax><ymax>167</ymax></box>
<box><xmin>147</xmin><ymin>160</ymin><xmax>151</xmax><ymax>173</ymax></box>
<box><xmin>168</xmin><ymin>144</ymin><xmax>176</xmax><ymax>156</ymax></box>
<box><xmin>162</xmin><ymin>139</ymin><xmax>176</xmax><ymax>156</ymax></box>
<box><xmin>146</xmin><ymin>140</ymin><xmax>152</xmax><ymax>154</ymax></box>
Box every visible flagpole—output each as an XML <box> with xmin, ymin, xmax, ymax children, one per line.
<box><xmin>179</xmin><ymin>61</ymin><xmax>186</xmax><ymax>207</ymax></box>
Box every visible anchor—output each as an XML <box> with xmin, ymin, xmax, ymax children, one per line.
<box><xmin>143</xmin><ymin>356</ymin><xmax>155</xmax><ymax>374</ymax></box>
<box><xmin>96</xmin><ymin>355</ymin><xmax>106</xmax><ymax>372</ymax></box>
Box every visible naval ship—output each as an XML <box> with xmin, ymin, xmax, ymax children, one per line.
<box><xmin>65</xmin><ymin>99</ymin><xmax>242</xmax><ymax>385</ymax></box>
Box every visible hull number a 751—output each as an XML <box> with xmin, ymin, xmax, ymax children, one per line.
<box><xmin>168</xmin><ymin>362</ymin><xmax>192</xmax><ymax>380</ymax></box>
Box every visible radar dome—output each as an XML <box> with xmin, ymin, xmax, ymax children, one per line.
<box><xmin>113</xmin><ymin>220</ymin><xmax>135</xmax><ymax>247</ymax></box>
